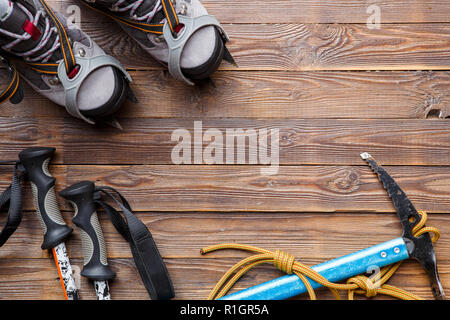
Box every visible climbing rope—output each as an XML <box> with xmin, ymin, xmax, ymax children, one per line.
<box><xmin>201</xmin><ymin>211</ymin><xmax>440</xmax><ymax>300</ymax></box>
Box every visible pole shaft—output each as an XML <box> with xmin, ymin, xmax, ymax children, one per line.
<box><xmin>53</xmin><ymin>242</ymin><xmax>79</xmax><ymax>300</ymax></box>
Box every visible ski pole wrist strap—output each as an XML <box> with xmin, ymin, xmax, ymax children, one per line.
<box><xmin>94</xmin><ymin>186</ymin><xmax>175</xmax><ymax>300</ymax></box>
<box><xmin>0</xmin><ymin>162</ymin><xmax>24</xmax><ymax>247</ymax></box>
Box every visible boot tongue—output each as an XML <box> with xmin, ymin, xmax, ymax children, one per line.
<box><xmin>0</xmin><ymin>0</ymin><xmax>62</xmax><ymax>62</ymax></box>
<box><xmin>0</xmin><ymin>1</ymin><xmax>32</xmax><ymax>42</ymax></box>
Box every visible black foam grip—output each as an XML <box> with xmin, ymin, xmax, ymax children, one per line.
<box><xmin>59</xmin><ymin>181</ymin><xmax>116</xmax><ymax>281</ymax></box>
<box><xmin>18</xmin><ymin>147</ymin><xmax>72</xmax><ymax>250</ymax></box>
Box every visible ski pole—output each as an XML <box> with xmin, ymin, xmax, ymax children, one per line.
<box><xmin>18</xmin><ymin>147</ymin><xmax>79</xmax><ymax>300</ymax></box>
<box><xmin>60</xmin><ymin>181</ymin><xmax>115</xmax><ymax>300</ymax></box>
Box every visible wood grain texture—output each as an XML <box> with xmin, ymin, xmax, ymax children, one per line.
<box><xmin>7</xmin><ymin>212</ymin><xmax>448</xmax><ymax>300</ymax></box>
<box><xmin>1</xmin><ymin>117</ymin><xmax>450</xmax><ymax>165</ymax></box>
<box><xmin>0</xmin><ymin>0</ymin><xmax>449</xmax><ymax>301</ymax></box>
<box><xmin>0</xmin><ymin>212</ymin><xmax>448</xmax><ymax>260</ymax></box>
<box><xmin>78</xmin><ymin>23</ymin><xmax>450</xmax><ymax>71</ymax></box>
<box><xmin>197</xmin><ymin>0</ymin><xmax>450</xmax><ymax>24</ymax></box>
<box><xmin>117</xmin><ymin>70</ymin><xmax>450</xmax><ymax>119</ymax></box>
<box><xmin>61</xmin><ymin>165</ymin><xmax>450</xmax><ymax>213</ymax></box>
<box><xmin>2</xmin><ymin>70</ymin><xmax>450</xmax><ymax>119</ymax></box>
<box><xmin>0</xmin><ymin>212</ymin><xmax>448</xmax><ymax>300</ymax></box>
<box><xmin>50</xmin><ymin>0</ymin><xmax>450</xmax><ymax>24</ymax></box>
<box><xmin>58</xmin><ymin>118</ymin><xmax>450</xmax><ymax>166</ymax></box>
<box><xmin>1</xmin><ymin>165</ymin><xmax>449</xmax><ymax>213</ymax></box>
<box><xmin>0</xmin><ymin>256</ymin><xmax>447</xmax><ymax>300</ymax></box>
<box><xmin>9</xmin><ymin>5</ymin><xmax>450</xmax><ymax>71</ymax></box>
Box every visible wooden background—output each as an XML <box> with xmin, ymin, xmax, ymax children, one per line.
<box><xmin>0</xmin><ymin>0</ymin><xmax>449</xmax><ymax>300</ymax></box>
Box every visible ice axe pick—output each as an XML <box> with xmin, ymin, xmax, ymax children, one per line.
<box><xmin>219</xmin><ymin>153</ymin><xmax>445</xmax><ymax>300</ymax></box>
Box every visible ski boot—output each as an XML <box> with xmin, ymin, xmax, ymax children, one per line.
<box><xmin>81</xmin><ymin>0</ymin><xmax>236</xmax><ymax>85</ymax></box>
<box><xmin>0</xmin><ymin>0</ymin><xmax>136</xmax><ymax>125</ymax></box>
<box><xmin>0</xmin><ymin>56</ymin><xmax>23</xmax><ymax>104</ymax></box>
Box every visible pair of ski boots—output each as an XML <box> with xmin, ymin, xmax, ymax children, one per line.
<box><xmin>0</xmin><ymin>0</ymin><xmax>233</xmax><ymax>125</ymax></box>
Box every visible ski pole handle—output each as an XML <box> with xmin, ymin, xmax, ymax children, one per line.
<box><xmin>18</xmin><ymin>147</ymin><xmax>72</xmax><ymax>250</ymax></box>
<box><xmin>60</xmin><ymin>181</ymin><xmax>116</xmax><ymax>281</ymax></box>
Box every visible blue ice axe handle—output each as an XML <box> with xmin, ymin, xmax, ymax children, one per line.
<box><xmin>220</xmin><ymin>237</ymin><xmax>410</xmax><ymax>300</ymax></box>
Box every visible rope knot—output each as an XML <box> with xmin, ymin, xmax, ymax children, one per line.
<box><xmin>347</xmin><ymin>275</ymin><xmax>380</xmax><ymax>298</ymax></box>
<box><xmin>273</xmin><ymin>250</ymin><xmax>295</xmax><ymax>274</ymax></box>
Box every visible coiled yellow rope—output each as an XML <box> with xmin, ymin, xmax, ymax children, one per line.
<box><xmin>201</xmin><ymin>211</ymin><xmax>440</xmax><ymax>300</ymax></box>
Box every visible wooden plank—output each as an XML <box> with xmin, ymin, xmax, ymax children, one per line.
<box><xmin>0</xmin><ymin>212</ymin><xmax>448</xmax><ymax>260</ymax></box>
<box><xmin>0</xmin><ymin>257</ymin><xmax>446</xmax><ymax>300</ymax></box>
<box><xmin>7</xmin><ymin>212</ymin><xmax>447</xmax><ymax>300</ymax></box>
<box><xmin>196</xmin><ymin>1</ymin><xmax>450</xmax><ymax>24</ymax></box>
<box><xmin>0</xmin><ymin>257</ymin><xmax>147</xmax><ymax>300</ymax></box>
<box><xmin>61</xmin><ymin>165</ymin><xmax>450</xmax><ymax>213</ymax></box>
<box><xmin>5</xmin><ymin>23</ymin><xmax>450</xmax><ymax>71</ymax></box>
<box><xmin>170</xmin><ymin>257</ymin><xmax>450</xmax><ymax>300</ymax></box>
<box><xmin>0</xmin><ymin>80</ymin><xmax>67</xmax><ymax>118</ymax></box>
<box><xmin>2</xmin><ymin>70</ymin><xmax>449</xmax><ymax>119</ymax></box>
<box><xmin>79</xmin><ymin>23</ymin><xmax>450</xmax><ymax>71</ymax></box>
<box><xmin>0</xmin><ymin>0</ymin><xmax>448</xmax><ymax>302</ymax></box>
<box><xmin>58</xmin><ymin>118</ymin><xmax>450</xmax><ymax>166</ymax></box>
<box><xmin>1</xmin><ymin>117</ymin><xmax>449</xmax><ymax>165</ymax></box>
<box><xmin>50</xmin><ymin>0</ymin><xmax>450</xmax><ymax>24</ymax></box>
<box><xmin>0</xmin><ymin>118</ymin><xmax>62</xmax><ymax>160</ymax></box>
<box><xmin>118</xmin><ymin>70</ymin><xmax>450</xmax><ymax>119</ymax></box>
<box><xmin>1</xmin><ymin>165</ymin><xmax>449</xmax><ymax>213</ymax></box>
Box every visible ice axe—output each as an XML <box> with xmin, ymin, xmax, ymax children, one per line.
<box><xmin>219</xmin><ymin>153</ymin><xmax>445</xmax><ymax>300</ymax></box>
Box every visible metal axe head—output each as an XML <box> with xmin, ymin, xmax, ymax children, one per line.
<box><xmin>361</xmin><ymin>152</ymin><xmax>445</xmax><ymax>300</ymax></box>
